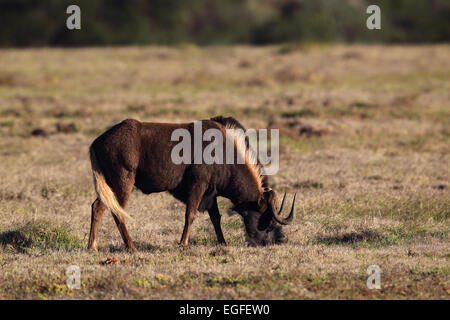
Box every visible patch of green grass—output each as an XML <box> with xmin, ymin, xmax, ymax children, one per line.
<box><xmin>133</xmin><ymin>278</ymin><xmax>150</xmax><ymax>288</ymax></box>
<box><xmin>305</xmin><ymin>273</ymin><xmax>331</xmax><ymax>286</ymax></box>
<box><xmin>190</xmin><ymin>233</ymin><xmax>245</xmax><ymax>247</ymax></box>
<box><xmin>314</xmin><ymin>225</ymin><xmax>448</xmax><ymax>249</ymax></box>
<box><xmin>410</xmin><ymin>266</ymin><xmax>450</xmax><ymax>277</ymax></box>
<box><xmin>381</xmin><ymin>198</ymin><xmax>449</xmax><ymax>222</ymax></box>
<box><xmin>276</xmin><ymin>98</ymin><xmax>446</xmax><ymax>124</ymax></box>
<box><xmin>206</xmin><ymin>275</ymin><xmax>249</xmax><ymax>287</ymax></box>
<box><xmin>425</xmin><ymin>109</ymin><xmax>450</xmax><ymax>124</ymax></box>
<box><xmin>0</xmin><ymin>107</ymin><xmax>23</xmax><ymax>117</ymax></box>
<box><xmin>217</xmin><ymin>198</ymin><xmax>231</xmax><ymax>210</ymax></box>
<box><xmin>45</xmin><ymin>283</ymin><xmax>73</xmax><ymax>295</ymax></box>
<box><xmin>151</xmin><ymin>274</ymin><xmax>175</xmax><ymax>288</ymax></box>
<box><xmin>306</xmin><ymin>196</ymin><xmax>450</xmax><ymax>223</ymax></box>
<box><xmin>0</xmin><ymin>142</ymin><xmax>29</xmax><ymax>156</ymax></box>
<box><xmin>395</xmin><ymin>136</ymin><xmax>427</xmax><ymax>152</ymax></box>
<box><xmin>277</xmin><ymin>42</ymin><xmax>303</xmax><ymax>55</ymax></box>
<box><xmin>225</xmin><ymin>235</ymin><xmax>246</xmax><ymax>246</ymax></box>
<box><xmin>375</xmin><ymin>227</ymin><xmax>428</xmax><ymax>247</ymax></box>
<box><xmin>5</xmin><ymin>277</ymin><xmax>75</xmax><ymax>298</ymax></box>
<box><xmin>277</xmin><ymin>42</ymin><xmax>327</xmax><ymax>54</ymax></box>
<box><xmin>205</xmin><ymin>271</ymin><xmax>298</xmax><ymax>294</ymax></box>
<box><xmin>82</xmin><ymin>127</ymin><xmax>104</xmax><ymax>137</ymax></box>
<box><xmin>190</xmin><ymin>235</ymin><xmax>216</xmax><ymax>246</ymax></box>
<box><xmin>280</xmin><ymin>135</ymin><xmax>325</xmax><ymax>153</ymax></box>
<box><xmin>222</xmin><ymin>217</ymin><xmax>243</xmax><ymax>230</ymax></box>
<box><xmin>326</xmin><ymin>103</ymin><xmax>376</xmax><ymax>119</ymax></box>
<box><xmin>0</xmin><ymin>221</ymin><xmax>82</xmax><ymax>254</ymax></box>
<box><xmin>0</xmin><ymin>120</ymin><xmax>14</xmax><ymax>127</ymax></box>
<box><xmin>307</xmin><ymin>196</ymin><xmax>449</xmax><ymax>248</ymax></box>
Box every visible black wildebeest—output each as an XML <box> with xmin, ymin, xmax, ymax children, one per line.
<box><xmin>87</xmin><ymin>116</ymin><xmax>295</xmax><ymax>251</ymax></box>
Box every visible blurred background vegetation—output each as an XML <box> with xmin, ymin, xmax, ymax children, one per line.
<box><xmin>0</xmin><ymin>0</ymin><xmax>449</xmax><ymax>47</ymax></box>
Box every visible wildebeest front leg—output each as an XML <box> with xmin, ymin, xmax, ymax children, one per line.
<box><xmin>208</xmin><ymin>198</ymin><xmax>226</xmax><ymax>245</ymax></box>
<box><xmin>180</xmin><ymin>185</ymin><xmax>206</xmax><ymax>248</ymax></box>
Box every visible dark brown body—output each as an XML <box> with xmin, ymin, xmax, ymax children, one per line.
<box><xmin>87</xmin><ymin>118</ymin><xmax>269</xmax><ymax>251</ymax></box>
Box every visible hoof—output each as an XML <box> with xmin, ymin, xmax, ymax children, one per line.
<box><xmin>126</xmin><ymin>246</ymin><xmax>137</xmax><ymax>253</ymax></box>
<box><xmin>179</xmin><ymin>242</ymin><xmax>189</xmax><ymax>249</ymax></box>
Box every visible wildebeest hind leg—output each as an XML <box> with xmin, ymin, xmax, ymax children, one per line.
<box><xmin>111</xmin><ymin>171</ymin><xmax>137</xmax><ymax>252</ymax></box>
<box><xmin>208</xmin><ymin>198</ymin><xmax>226</xmax><ymax>245</ymax></box>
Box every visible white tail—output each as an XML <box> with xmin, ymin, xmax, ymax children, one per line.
<box><xmin>90</xmin><ymin>147</ymin><xmax>133</xmax><ymax>221</ymax></box>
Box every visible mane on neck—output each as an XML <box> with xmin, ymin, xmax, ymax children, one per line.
<box><xmin>222</xmin><ymin>121</ymin><xmax>264</xmax><ymax>193</ymax></box>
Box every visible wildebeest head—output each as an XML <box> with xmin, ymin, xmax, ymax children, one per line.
<box><xmin>231</xmin><ymin>188</ymin><xmax>296</xmax><ymax>246</ymax></box>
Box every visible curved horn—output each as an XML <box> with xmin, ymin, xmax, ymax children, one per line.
<box><xmin>272</xmin><ymin>193</ymin><xmax>296</xmax><ymax>225</ymax></box>
<box><xmin>278</xmin><ymin>193</ymin><xmax>286</xmax><ymax>214</ymax></box>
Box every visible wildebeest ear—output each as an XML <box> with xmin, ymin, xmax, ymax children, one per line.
<box><xmin>258</xmin><ymin>189</ymin><xmax>276</xmax><ymax>212</ymax></box>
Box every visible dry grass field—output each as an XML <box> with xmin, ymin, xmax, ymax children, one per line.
<box><xmin>0</xmin><ymin>44</ymin><xmax>449</xmax><ymax>299</ymax></box>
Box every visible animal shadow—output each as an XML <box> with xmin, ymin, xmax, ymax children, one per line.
<box><xmin>315</xmin><ymin>229</ymin><xmax>382</xmax><ymax>246</ymax></box>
